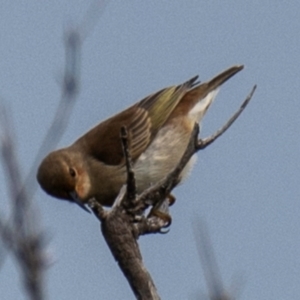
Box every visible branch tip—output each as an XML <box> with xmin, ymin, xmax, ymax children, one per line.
<box><xmin>197</xmin><ymin>85</ymin><xmax>256</xmax><ymax>150</ymax></box>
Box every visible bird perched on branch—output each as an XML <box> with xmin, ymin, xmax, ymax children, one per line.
<box><xmin>37</xmin><ymin>65</ymin><xmax>243</xmax><ymax>212</ymax></box>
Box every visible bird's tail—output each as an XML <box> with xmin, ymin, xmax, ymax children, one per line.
<box><xmin>185</xmin><ymin>65</ymin><xmax>244</xmax><ymax>122</ymax></box>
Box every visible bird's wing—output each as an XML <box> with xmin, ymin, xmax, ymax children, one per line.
<box><xmin>74</xmin><ymin>76</ymin><xmax>199</xmax><ymax>166</ymax></box>
<box><xmin>137</xmin><ymin>75</ymin><xmax>199</xmax><ymax>135</ymax></box>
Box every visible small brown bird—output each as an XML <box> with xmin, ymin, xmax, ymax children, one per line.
<box><xmin>37</xmin><ymin>65</ymin><xmax>243</xmax><ymax>211</ymax></box>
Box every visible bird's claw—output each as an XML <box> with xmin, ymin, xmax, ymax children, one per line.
<box><xmin>167</xmin><ymin>194</ymin><xmax>176</xmax><ymax>206</ymax></box>
<box><xmin>148</xmin><ymin>209</ymin><xmax>172</xmax><ymax>229</ymax></box>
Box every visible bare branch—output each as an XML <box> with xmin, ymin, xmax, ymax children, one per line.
<box><xmin>0</xmin><ymin>106</ymin><xmax>27</xmax><ymax>227</ymax></box>
<box><xmin>120</xmin><ymin>126</ymin><xmax>137</xmax><ymax>205</ymax></box>
<box><xmin>77</xmin><ymin>0</ymin><xmax>108</xmax><ymax>41</ymax></box>
<box><xmin>87</xmin><ymin>129</ymin><xmax>162</xmax><ymax>299</ymax></box>
<box><xmin>0</xmin><ymin>23</ymin><xmax>87</xmax><ymax>299</ymax></box>
<box><xmin>134</xmin><ymin>86</ymin><xmax>257</xmax><ymax>214</ymax></box>
<box><xmin>198</xmin><ymin>85</ymin><xmax>256</xmax><ymax>150</ymax></box>
<box><xmin>193</xmin><ymin>220</ymin><xmax>234</xmax><ymax>300</ymax></box>
<box><xmin>86</xmin><ymin>84</ymin><xmax>255</xmax><ymax>299</ymax></box>
<box><xmin>0</xmin><ymin>107</ymin><xmax>47</xmax><ymax>300</ymax></box>
<box><xmin>88</xmin><ymin>196</ymin><xmax>161</xmax><ymax>300</ymax></box>
<box><xmin>0</xmin><ymin>2</ymin><xmax>107</xmax><ymax>297</ymax></box>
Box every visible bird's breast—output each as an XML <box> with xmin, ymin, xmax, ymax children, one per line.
<box><xmin>134</xmin><ymin>118</ymin><xmax>196</xmax><ymax>192</ymax></box>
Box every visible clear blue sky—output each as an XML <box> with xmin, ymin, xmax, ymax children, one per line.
<box><xmin>1</xmin><ymin>1</ymin><xmax>299</xmax><ymax>299</ymax></box>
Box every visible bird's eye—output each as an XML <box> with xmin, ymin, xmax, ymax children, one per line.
<box><xmin>69</xmin><ymin>168</ymin><xmax>76</xmax><ymax>178</ymax></box>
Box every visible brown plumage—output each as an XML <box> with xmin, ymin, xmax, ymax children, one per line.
<box><xmin>37</xmin><ymin>65</ymin><xmax>243</xmax><ymax>208</ymax></box>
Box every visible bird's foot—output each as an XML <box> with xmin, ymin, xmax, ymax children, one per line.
<box><xmin>147</xmin><ymin>195</ymin><xmax>174</xmax><ymax>231</ymax></box>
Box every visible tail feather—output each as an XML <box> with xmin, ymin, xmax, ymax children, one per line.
<box><xmin>205</xmin><ymin>65</ymin><xmax>243</xmax><ymax>92</ymax></box>
<box><xmin>188</xmin><ymin>89</ymin><xmax>219</xmax><ymax>122</ymax></box>
<box><xmin>179</xmin><ymin>65</ymin><xmax>244</xmax><ymax>122</ymax></box>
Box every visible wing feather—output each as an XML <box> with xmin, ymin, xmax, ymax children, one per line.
<box><xmin>74</xmin><ymin>76</ymin><xmax>199</xmax><ymax>166</ymax></box>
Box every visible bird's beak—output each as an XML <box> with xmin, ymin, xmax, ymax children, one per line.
<box><xmin>69</xmin><ymin>191</ymin><xmax>91</xmax><ymax>213</ymax></box>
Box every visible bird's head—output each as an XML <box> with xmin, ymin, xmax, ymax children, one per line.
<box><xmin>37</xmin><ymin>149</ymin><xmax>91</xmax><ymax>212</ymax></box>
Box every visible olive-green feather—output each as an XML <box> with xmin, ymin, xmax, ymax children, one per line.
<box><xmin>138</xmin><ymin>75</ymin><xmax>199</xmax><ymax>134</ymax></box>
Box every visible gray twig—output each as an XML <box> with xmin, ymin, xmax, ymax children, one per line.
<box><xmin>0</xmin><ymin>2</ymin><xmax>107</xmax><ymax>297</ymax></box>
<box><xmin>198</xmin><ymin>85</ymin><xmax>256</xmax><ymax>150</ymax></box>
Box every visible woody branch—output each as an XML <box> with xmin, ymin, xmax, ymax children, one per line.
<box><xmin>88</xmin><ymin>85</ymin><xmax>256</xmax><ymax>299</ymax></box>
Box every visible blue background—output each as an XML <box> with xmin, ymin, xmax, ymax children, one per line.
<box><xmin>1</xmin><ymin>1</ymin><xmax>299</xmax><ymax>299</ymax></box>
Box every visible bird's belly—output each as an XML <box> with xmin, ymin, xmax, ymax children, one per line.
<box><xmin>134</xmin><ymin>123</ymin><xmax>196</xmax><ymax>192</ymax></box>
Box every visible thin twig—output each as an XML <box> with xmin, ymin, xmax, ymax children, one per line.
<box><xmin>77</xmin><ymin>0</ymin><xmax>108</xmax><ymax>41</ymax></box>
<box><xmin>193</xmin><ymin>219</ymin><xmax>234</xmax><ymax>300</ymax></box>
<box><xmin>133</xmin><ymin>85</ymin><xmax>256</xmax><ymax>214</ymax></box>
<box><xmin>0</xmin><ymin>107</ymin><xmax>46</xmax><ymax>300</ymax></box>
<box><xmin>0</xmin><ymin>3</ymin><xmax>108</xmax><ymax>300</ymax></box>
<box><xmin>198</xmin><ymin>85</ymin><xmax>256</xmax><ymax>150</ymax></box>
<box><xmin>120</xmin><ymin>126</ymin><xmax>137</xmax><ymax>205</ymax></box>
<box><xmin>0</xmin><ymin>106</ymin><xmax>27</xmax><ymax>228</ymax></box>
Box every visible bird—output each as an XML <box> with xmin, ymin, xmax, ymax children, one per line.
<box><xmin>37</xmin><ymin>65</ymin><xmax>243</xmax><ymax>212</ymax></box>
